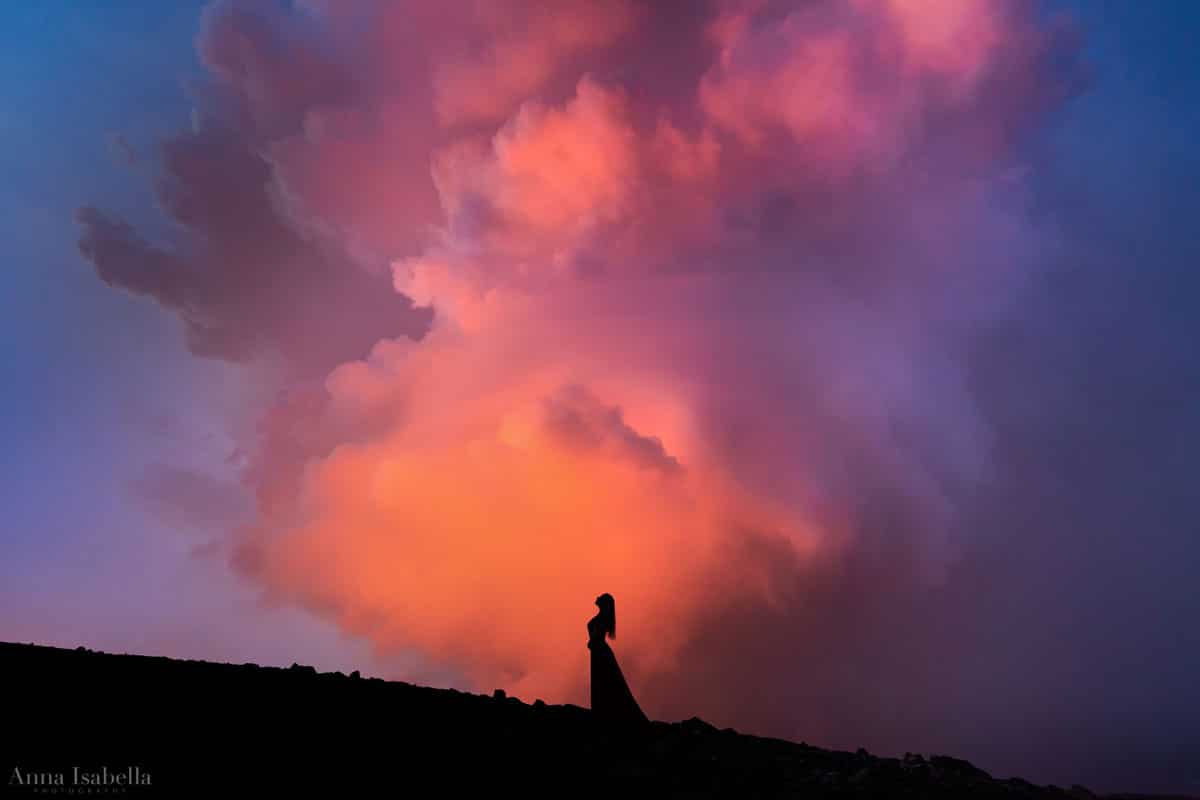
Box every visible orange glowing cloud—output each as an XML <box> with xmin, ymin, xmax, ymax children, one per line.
<box><xmin>202</xmin><ymin>0</ymin><xmax>1081</xmax><ymax>719</ymax></box>
<box><xmin>237</xmin><ymin>303</ymin><xmax>820</xmax><ymax>703</ymax></box>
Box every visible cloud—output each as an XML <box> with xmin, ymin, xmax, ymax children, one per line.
<box><xmin>430</xmin><ymin>1</ymin><xmax>636</xmax><ymax>127</ymax></box>
<box><xmin>76</xmin><ymin>0</ymin><xmax>1200</xmax><ymax>793</ymax></box>
<box><xmin>77</xmin><ymin>119</ymin><xmax>430</xmax><ymax>376</ymax></box>
<box><xmin>542</xmin><ymin>384</ymin><xmax>683</xmax><ymax>476</ymax></box>
<box><xmin>106</xmin><ymin>0</ymin><xmax>1079</xmax><ymax>702</ymax></box>
<box><xmin>196</xmin><ymin>0</ymin><xmax>353</xmax><ymax>140</ymax></box>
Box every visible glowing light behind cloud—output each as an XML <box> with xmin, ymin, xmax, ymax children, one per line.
<box><xmin>81</xmin><ymin>0</ymin><xmax>1081</xmax><ymax>718</ymax></box>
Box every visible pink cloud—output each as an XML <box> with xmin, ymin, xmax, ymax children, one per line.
<box><xmin>81</xmin><ymin>0</ymin><xmax>1085</xmax><ymax>746</ymax></box>
<box><xmin>431</xmin><ymin>1</ymin><xmax>636</xmax><ymax>126</ymax></box>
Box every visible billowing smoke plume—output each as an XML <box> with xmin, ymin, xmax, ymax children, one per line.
<box><xmin>82</xmin><ymin>0</ymin><xmax>1157</xmax><ymax>785</ymax></box>
<box><xmin>76</xmin><ymin>2</ymin><xmax>432</xmax><ymax>375</ymax></box>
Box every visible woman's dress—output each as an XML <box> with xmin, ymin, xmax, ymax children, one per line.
<box><xmin>588</xmin><ymin>614</ymin><xmax>650</xmax><ymax>727</ymax></box>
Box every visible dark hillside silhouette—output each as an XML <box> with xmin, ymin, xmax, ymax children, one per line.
<box><xmin>0</xmin><ymin>641</ymin><xmax>1129</xmax><ymax>798</ymax></box>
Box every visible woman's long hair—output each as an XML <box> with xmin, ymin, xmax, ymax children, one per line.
<box><xmin>595</xmin><ymin>593</ymin><xmax>616</xmax><ymax>639</ymax></box>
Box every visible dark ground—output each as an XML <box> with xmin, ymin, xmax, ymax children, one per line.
<box><xmin>1</xmin><ymin>641</ymin><xmax>1186</xmax><ymax>798</ymax></box>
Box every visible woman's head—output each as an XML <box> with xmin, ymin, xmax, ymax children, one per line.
<box><xmin>595</xmin><ymin>593</ymin><xmax>616</xmax><ymax>639</ymax></box>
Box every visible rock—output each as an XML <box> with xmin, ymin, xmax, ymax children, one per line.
<box><xmin>493</xmin><ymin>688</ymin><xmax>506</xmax><ymax>700</ymax></box>
<box><xmin>929</xmin><ymin>754</ymin><xmax>990</xmax><ymax>779</ymax></box>
<box><xmin>681</xmin><ymin>716</ymin><xmax>716</xmax><ymax>734</ymax></box>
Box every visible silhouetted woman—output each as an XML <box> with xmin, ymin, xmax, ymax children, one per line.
<box><xmin>588</xmin><ymin>593</ymin><xmax>649</xmax><ymax>728</ymax></box>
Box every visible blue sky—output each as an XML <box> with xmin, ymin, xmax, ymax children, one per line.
<box><xmin>0</xmin><ymin>0</ymin><xmax>403</xmax><ymax>678</ymax></box>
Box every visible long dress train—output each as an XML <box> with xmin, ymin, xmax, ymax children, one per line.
<box><xmin>588</xmin><ymin>613</ymin><xmax>650</xmax><ymax>728</ymax></box>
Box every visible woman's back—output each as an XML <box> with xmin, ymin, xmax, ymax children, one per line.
<box><xmin>588</xmin><ymin>594</ymin><xmax>649</xmax><ymax>728</ymax></box>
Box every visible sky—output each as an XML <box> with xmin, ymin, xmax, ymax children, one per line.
<box><xmin>1</xmin><ymin>1</ymin><xmax>1197</xmax><ymax>794</ymax></box>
